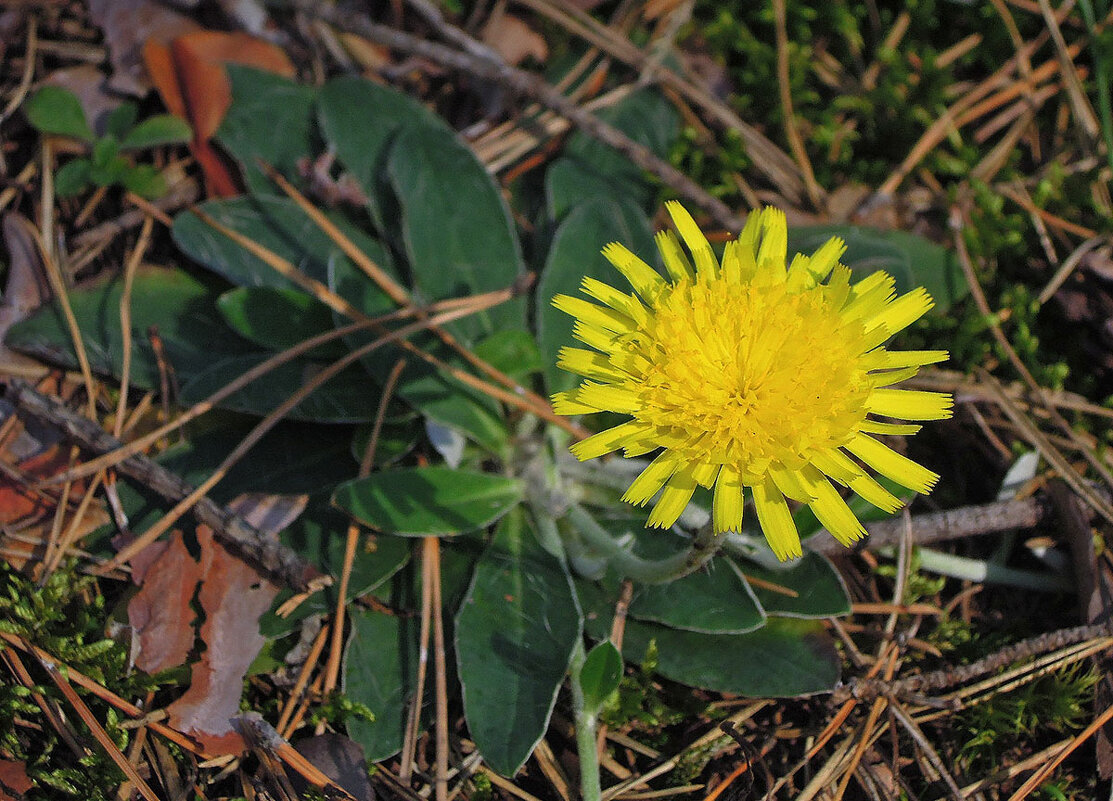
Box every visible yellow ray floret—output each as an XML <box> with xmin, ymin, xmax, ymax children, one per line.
<box><xmin>553</xmin><ymin>203</ymin><xmax>953</xmax><ymax>560</ymax></box>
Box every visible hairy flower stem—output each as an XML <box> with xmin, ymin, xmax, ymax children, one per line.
<box><xmin>569</xmin><ymin>639</ymin><xmax>602</xmax><ymax>801</ymax></box>
<box><xmin>566</xmin><ymin>504</ymin><xmax>720</xmax><ymax>584</ymax></box>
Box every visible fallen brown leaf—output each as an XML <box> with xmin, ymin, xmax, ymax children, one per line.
<box><xmin>143</xmin><ymin>30</ymin><xmax>295</xmax><ymax>197</ymax></box>
<box><xmin>481</xmin><ymin>14</ymin><xmax>548</xmax><ymax>67</ymax></box>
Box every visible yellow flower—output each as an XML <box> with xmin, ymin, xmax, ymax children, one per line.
<box><xmin>552</xmin><ymin>202</ymin><xmax>953</xmax><ymax>560</ymax></box>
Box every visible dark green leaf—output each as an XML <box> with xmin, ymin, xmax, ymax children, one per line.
<box><xmin>53</xmin><ymin>159</ymin><xmax>92</xmax><ymax>197</ymax></box>
<box><xmin>217</xmin><ymin>66</ymin><xmax>317</xmax><ymax>193</ymax></box>
<box><xmin>788</xmin><ymin>225</ymin><xmax>968</xmax><ymax>313</ymax></box>
<box><xmin>318</xmin><ymin>75</ymin><xmax>456</xmax><ymax>231</ymax></box>
<box><xmin>579</xmin><ymin>641</ymin><xmax>622</xmax><ymax>713</ymax></box>
<box><xmin>733</xmin><ymin>552</ymin><xmax>851</xmax><ymax>618</ymax></box>
<box><xmin>596</xmin><ymin>617</ymin><xmax>840</xmax><ymax>697</ymax></box>
<box><xmin>344</xmin><ymin>592</ymin><xmax>418</xmax><ymax>760</ymax></box>
<box><xmin>262</xmin><ymin>501</ymin><xmax>412</xmax><ymax>637</ymax></box>
<box><xmin>91</xmin><ymin>136</ymin><xmax>120</xmax><ymax>167</ymax></box>
<box><xmin>5</xmin><ymin>265</ymin><xmax>257</xmax><ymax>390</ymax></box>
<box><xmin>104</xmin><ymin>104</ymin><xmax>139</xmax><ymax>139</ymax></box>
<box><xmin>121</xmin><ymin>165</ymin><xmax>167</xmax><ymax>199</ymax></box>
<box><xmin>546</xmin><ymin>89</ymin><xmax>679</xmax><ymax>219</ymax></box>
<box><xmin>472</xmin><ymin>330</ymin><xmax>542</xmax><ymax>381</ymax></box>
<box><xmin>537</xmin><ymin>196</ymin><xmax>657</xmax><ymax>394</ymax></box>
<box><xmin>217</xmin><ymin>286</ymin><xmax>345</xmax><ymax>358</ymax></box>
<box><xmin>350</xmin><ymin>421</ymin><xmax>421</xmax><ymax>468</ymax></box>
<box><xmin>629</xmin><ymin>557</ymin><xmax>765</xmax><ymax>634</ymax></box>
<box><xmin>456</xmin><ymin>510</ymin><xmax>582</xmax><ymax>775</ymax></box>
<box><xmin>176</xmin><ymin>354</ymin><xmax>384</xmax><ymax>422</ymax></box>
<box><xmin>24</xmin><ymin>86</ymin><xmax>94</xmax><ymax>141</ymax></box>
<box><xmin>172</xmin><ymin>196</ymin><xmax>397</xmax><ymax>312</ymax></box>
<box><xmin>333</xmin><ymin>467</ymin><xmax>523</xmax><ymax>536</ymax></box>
<box><xmin>385</xmin><ymin>123</ymin><xmax>525</xmax><ymax>341</ymax></box>
<box><xmin>121</xmin><ymin>114</ymin><xmax>192</xmax><ymax>149</ymax></box>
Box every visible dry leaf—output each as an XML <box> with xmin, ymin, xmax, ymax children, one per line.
<box><xmin>128</xmin><ymin>494</ymin><xmax>306</xmax><ymax>754</ymax></box>
<box><xmin>88</xmin><ymin>0</ymin><xmax>201</xmax><ymax>96</ymax></box>
<box><xmin>0</xmin><ymin>758</ymin><xmax>32</xmax><ymax>800</ymax></box>
<box><xmin>291</xmin><ymin>734</ymin><xmax>376</xmax><ymax>801</ymax></box>
<box><xmin>165</xmin><ymin>524</ymin><xmax>279</xmax><ymax>754</ymax></box>
<box><xmin>143</xmin><ymin>29</ymin><xmax>295</xmax><ymax>197</ymax></box>
<box><xmin>127</xmin><ymin>533</ymin><xmax>204</xmax><ymax>674</ymax></box>
<box><xmin>481</xmin><ymin>14</ymin><xmax>548</xmax><ymax>67</ymax></box>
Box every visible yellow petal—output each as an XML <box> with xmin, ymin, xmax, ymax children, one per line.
<box><xmin>846</xmin><ymin>433</ymin><xmax>939</xmax><ymax>494</ymax></box>
<box><xmin>713</xmin><ymin>465</ymin><xmax>744</xmax><ymax>533</ymax></box>
<box><xmin>576</xmin><ymin>383</ymin><xmax>643</xmax><ymax>414</ymax></box>
<box><xmin>755</xmin><ymin>207</ymin><xmax>788</xmax><ymax>270</ymax></box>
<box><xmin>571</xmin><ymin>420</ymin><xmax>651</xmax><ymax>460</ymax></box>
<box><xmin>769</xmin><ymin>464</ymin><xmax>815</xmax><ymax>503</ymax></box>
<box><xmin>691</xmin><ymin>461</ymin><xmax>721</xmax><ymax>488</ymax></box>
<box><xmin>868</xmin><ymin>287</ymin><xmax>934</xmax><ymax>335</ymax></box>
<box><xmin>557</xmin><ymin>347</ymin><xmax>628</xmax><ymax>382</ymax></box>
<box><xmin>666</xmin><ymin>201</ymin><xmax>718</xmax><ymax>277</ymax></box>
<box><xmin>861</xmin><ymin>349</ymin><xmax>949</xmax><ymax>370</ymax></box>
<box><xmin>798</xmin><ymin>465</ymin><xmax>866</xmax><ymax>546</ymax></box>
<box><xmin>551</xmin><ymin>390</ymin><xmax>597</xmax><ymax>415</ymax></box>
<box><xmin>752</xmin><ymin>475</ymin><xmax>801</xmax><ymax>560</ymax></box>
<box><xmin>602</xmin><ymin>241</ymin><xmax>666</xmax><ymax>298</ymax></box>
<box><xmin>647</xmin><ymin>464</ymin><xmax>699</xmax><ymax>528</ymax></box>
<box><xmin>656</xmin><ymin>230</ymin><xmax>695</xmax><ymax>282</ymax></box>
<box><xmin>623</xmin><ymin>452</ymin><xmax>681</xmax><ymax>505</ymax></box>
<box><xmin>858</xmin><ymin>419</ymin><xmax>923</xmax><ymax>436</ymax></box>
<box><xmin>867</xmin><ymin>388</ymin><xmax>954</xmax><ymax>420</ymax></box>
<box><xmin>581</xmin><ymin>277</ymin><xmax>648</xmax><ymax>327</ymax></box>
<box><xmin>552</xmin><ymin>294</ymin><xmax>634</xmax><ymax>333</ymax></box>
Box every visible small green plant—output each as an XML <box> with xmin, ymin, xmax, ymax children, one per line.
<box><xmin>956</xmin><ymin>663</ymin><xmax>1098</xmax><ymax>773</ymax></box>
<box><xmin>24</xmin><ymin>86</ymin><xmax>191</xmax><ymax>199</ymax></box>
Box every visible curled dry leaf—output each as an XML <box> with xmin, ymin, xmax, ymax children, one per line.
<box><xmin>143</xmin><ymin>30</ymin><xmax>295</xmax><ymax>197</ymax></box>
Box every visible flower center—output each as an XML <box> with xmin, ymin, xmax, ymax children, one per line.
<box><xmin>629</xmin><ymin>276</ymin><xmax>870</xmax><ymax>476</ymax></box>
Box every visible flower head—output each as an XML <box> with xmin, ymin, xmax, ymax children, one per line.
<box><xmin>552</xmin><ymin>202</ymin><xmax>953</xmax><ymax>560</ymax></box>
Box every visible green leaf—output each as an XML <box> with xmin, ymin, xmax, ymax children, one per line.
<box><xmin>733</xmin><ymin>552</ymin><xmax>851</xmax><ymax>618</ymax></box>
<box><xmin>24</xmin><ymin>86</ymin><xmax>94</xmax><ymax>141</ymax></box>
<box><xmin>384</xmin><ymin>123</ymin><xmax>526</xmax><ymax>341</ymax></box>
<box><xmin>629</xmin><ymin>557</ymin><xmax>765</xmax><ymax>634</ymax></box>
<box><xmin>546</xmin><ymin>89</ymin><xmax>680</xmax><ymax>219</ymax></box>
<box><xmin>318</xmin><ymin>74</ymin><xmax>456</xmax><ymax>231</ymax></box>
<box><xmin>320</xmin><ymin>75</ymin><xmax>526</xmax><ymax>340</ymax></box>
<box><xmin>5</xmin><ymin>265</ymin><xmax>257</xmax><ymax>390</ymax></box>
<box><xmin>579</xmin><ymin>641</ymin><xmax>622</xmax><ymax>714</ymax></box>
<box><xmin>456</xmin><ymin>510</ymin><xmax>582</xmax><ymax>775</ymax></box>
<box><xmin>472</xmin><ymin>330</ymin><xmax>542</xmax><ymax>382</ymax></box>
<box><xmin>537</xmin><ymin>195</ymin><xmax>658</xmax><ymax>394</ymax></box>
<box><xmin>333</xmin><ymin>467</ymin><xmax>523</xmax><ymax>536</ymax></box>
<box><xmin>217</xmin><ymin>286</ymin><xmax>345</xmax><ymax>358</ymax></box>
<box><xmin>262</xmin><ymin>500</ymin><xmax>412</xmax><ymax>637</ymax></box>
<box><xmin>594</xmin><ymin>617</ymin><xmax>840</xmax><ymax>697</ymax></box>
<box><xmin>90</xmin><ymin>420</ymin><xmax>361</xmax><ymax>560</ymax></box>
<box><xmin>217</xmin><ymin>66</ymin><xmax>317</xmax><ymax>193</ymax></box>
<box><xmin>788</xmin><ymin>225</ymin><xmax>968</xmax><ymax>313</ymax></box>
<box><xmin>345</xmin><ymin>590</ymin><xmax>418</xmax><ymax>760</ymax></box>
<box><xmin>2</xmin><ymin>264</ymin><xmax>369</xmax><ymax>421</ymax></box>
<box><xmin>104</xmin><ymin>103</ymin><xmax>139</xmax><ymax>139</ymax></box>
<box><xmin>53</xmin><ymin>159</ymin><xmax>92</xmax><ymax>197</ymax></box>
<box><xmin>175</xmin><ymin>354</ymin><xmax>385</xmax><ymax>423</ymax></box>
<box><xmin>172</xmin><ymin>196</ymin><xmax>397</xmax><ymax>311</ymax></box>
<box><xmin>121</xmin><ymin>114</ymin><xmax>192</xmax><ymax>149</ymax></box>
<box><xmin>121</xmin><ymin>165</ymin><xmax>167</xmax><ymax>199</ymax></box>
